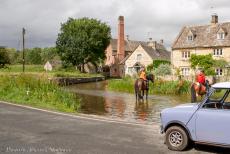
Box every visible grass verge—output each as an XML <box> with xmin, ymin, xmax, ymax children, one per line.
<box><xmin>107</xmin><ymin>77</ymin><xmax>191</xmax><ymax>95</ymax></box>
<box><xmin>0</xmin><ymin>74</ymin><xmax>80</xmax><ymax>113</ymax></box>
<box><xmin>0</xmin><ymin>65</ymin><xmax>103</xmax><ymax>78</ymax></box>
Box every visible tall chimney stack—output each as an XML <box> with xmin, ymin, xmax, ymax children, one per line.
<box><xmin>117</xmin><ymin>16</ymin><xmax>125</xmax><ymax>61</ymax></box>
<box><xmin>211</xmin><ymin>14</ymin><xmax>218</xmax><ymax>24</ymax></box>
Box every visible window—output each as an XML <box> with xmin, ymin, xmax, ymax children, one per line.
<box><xmin>217</xmin><ymin>32</ymin><xmax>225</xmax><ymax>40</ymax></box>
<box><xmin>213</xmin><ymin>49</ymin><xmax>223</xmax><ymax>56</ymax></box>
<box><xmin>136</xmin><ymin>54</ymin><xmax>142</xmax><ymax>61</ymax></box>
<box><xmin>128</xmin><ymin>67</ymin><xmax>133</xmax><ymax>73</ymax></box>
<box><xmin>187</xmin><ymin>35</ymin><xmax>194</xmax><ymax>41</ymax></box>
<box><xmin>181</xmin><ymin>67</ymin><xmax>190</xmax><ymax>76</ymax></box>
<box><xmin>182</xmin><ymin>51</ymin><xmax>190</xmax><ymax>59</ymax></box>
<box><xmin>216</xmin><ymin>68</ymin><xmax>223</xmax><ymax>76</ymax></box>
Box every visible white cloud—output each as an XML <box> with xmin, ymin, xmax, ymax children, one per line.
<box><xmin>0</xmin><ymin>0</ymin><xmax>230</xmax><ymax>49</ymax></box>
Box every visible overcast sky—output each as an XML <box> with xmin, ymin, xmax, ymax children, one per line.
<box><xmin>0</xmin><ymin>0</ymin><xmax>230</xmax><ymax>50</ymax></box>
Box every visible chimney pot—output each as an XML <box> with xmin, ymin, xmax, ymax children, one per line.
<box><xmin>211</xmin><ymin>14</ymin><xmax>218</xmax><ymax>24</ymax></box>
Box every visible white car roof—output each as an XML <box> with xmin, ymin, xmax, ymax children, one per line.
<box><xmin>212</xmin><ymin>82</ymin><xmax>230</xmax><ymax>89</ymax></box>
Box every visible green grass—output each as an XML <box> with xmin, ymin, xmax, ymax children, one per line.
<box><xmin>0</xmin><ymin>65</ymin><xmax>103</xmax><ymax>78</ymax></box>
<box><xmin>0</xmin><ymin>74</ymin><xmax>80</xmax><ymax>113</ymax></box>
<box><xmin>107</xmin><ymin>77</ymin><xmax>191</xmax><ymax>95</ymax></box>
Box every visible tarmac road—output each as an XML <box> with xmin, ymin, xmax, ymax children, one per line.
<box><xmin>0</xmin><ymin>102</ymin><xmax>229</xmax><ymax>154</ymax></box>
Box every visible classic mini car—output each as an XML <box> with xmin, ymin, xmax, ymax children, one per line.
<box><xmin>160</xmin><ymin>82</ymin><xmax>230</xmax><ymax>151</ymax></box>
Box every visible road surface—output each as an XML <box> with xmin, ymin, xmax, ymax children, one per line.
<box><xmin>0</xmin><ymin>102</ymin><xmax>228</xmax><ymax>154</ymax></box>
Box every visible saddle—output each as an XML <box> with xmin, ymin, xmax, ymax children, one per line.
<box><xmin>194</xmin><ymin>82</ymin><xmax>206</xmax><ymax>95</ymax></box>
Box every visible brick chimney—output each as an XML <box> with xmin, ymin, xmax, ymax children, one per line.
<box><xmin>117</xmin><ymin>16</ymin><xmax>125</xmax><ymax>61</ymax></box>
<box><xmin>211</xmin><ymin>14</ymin><xmax>218</xmax><ymax>24</ymax></box>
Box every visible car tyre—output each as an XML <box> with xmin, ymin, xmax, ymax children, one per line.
<box><xmin>165</xmin><ymin>126</ymin><xmax>189</xmax><ymax>151</ymax></box>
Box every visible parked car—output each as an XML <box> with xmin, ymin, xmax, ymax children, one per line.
<box><xmin>160</xmin><ymin>82</ymin><xmax>230</xmax><ymax>151</ymax></box>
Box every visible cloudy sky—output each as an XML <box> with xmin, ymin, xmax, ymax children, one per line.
<box><xmin>0</xmin><ymin>0</ymin><xmax>229</xmax><ymax>50</ymax></box>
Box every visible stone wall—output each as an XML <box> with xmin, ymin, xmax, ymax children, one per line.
<box><xmin>52</xmin><ymin>77</ymin><xmax>105</xmax><ymax>86</ymax></box>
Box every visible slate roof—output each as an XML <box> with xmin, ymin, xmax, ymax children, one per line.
<box><xmin>172</xmin><ymin>22</ymin><xmax>230</xmax><ymax>49</ymax></box>
<box><xmin>110</xmin><ymin>39</ymin><xmax>166</xmax><ymax>52</ymax></box>
<box><xmin>119</xmin><ymin>44</ymin><xmax>170</xmax><ymax>64</ymax></box>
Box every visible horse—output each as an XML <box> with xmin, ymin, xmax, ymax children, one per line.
<box><xmin>191</xmin><ymin>76</ymin><xmax>216</xmax><ymax>103</ymax></box>
<box><xmin>134</xmin><ymin>74</ymin><xmax>154</xmax><ymax>101</ymax></box>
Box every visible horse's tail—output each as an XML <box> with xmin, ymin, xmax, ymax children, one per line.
<box><xmin>191</xmin><ymin>83</ymin><xmax>197</xmax><ymax>103</ymax></box>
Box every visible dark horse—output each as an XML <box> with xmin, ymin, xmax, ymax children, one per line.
<box><xmin>190</xmin><ymin>76</ymin><xmax>216</xmax><ymax>102</ymax></box>
<box><xmin>134</xmin><ymin>74</ymin><xmax>154</xmax><ymax>101</ymax></box>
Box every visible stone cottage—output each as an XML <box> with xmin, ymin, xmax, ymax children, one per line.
<box><xmin>172</xmin><ymin>14</ymin><xmax>230</xmax><ymax>77</ymax></box>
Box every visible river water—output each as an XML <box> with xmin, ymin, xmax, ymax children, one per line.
<box><xmin>66</xmin><ymin>81</ymin><xmax>191</xmax><ymax>125</ymax></box>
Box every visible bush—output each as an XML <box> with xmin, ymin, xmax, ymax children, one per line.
<box><xmin>154</xmin><ymin>64</ymin><xmax>172</xmax><ymax>76</ymax></box>
<box><xmin>0</xmin><ymin>48</ymin><xmax>10</xmax><ymax>68</ymax></box>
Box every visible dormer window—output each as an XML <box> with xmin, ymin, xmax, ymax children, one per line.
<box><xmin>187</xmin><ymin>30</ymin><xmax>195</xmax><ymax>42</ymax></box>
<box><xmin>217</xmin><ymin>28</ymin><xmax>226</xmax><ymax>40</ymax></box>
<box><xmin>217</xmin><ymin>32</ymin><xmax>225</xmax><ymax>40</ymax></box>
<box><xmin>187</xmin><ymin>35</ymin><xmax>194</xmax><ymax>41</ymax></box>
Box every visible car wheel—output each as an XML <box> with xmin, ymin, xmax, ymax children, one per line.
<box><xmin>165</xmin><ymin>126</ymin><xmax>189</xmax><ymax>151</ymax></box>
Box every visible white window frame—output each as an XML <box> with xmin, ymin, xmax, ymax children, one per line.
<box><xmin>127</xmin><ymin>67</ymin><xmax>133</xmax><ymax>73</ymax></box>
<box><xmin>136</xmin><ymin>54</ymin><xmax>142</xmax><ymax>61</ymax></box>
<box><xmin>181</xmin><ymin>67</ymin><xmax>190</xmax><ymax>76</ymax></box>
<box><xmin>215</xmin><ymin>68</ymin><xmax>223</xmax><ymax>76</ymax></box>
<box><xmin>187</xmin><ymin>35</ymin><xmax>194</xmax><ymax>41</ymax></box>
<box><xmin>182</xmin><ymin>51</ymin><xmax>190</xmax><ymax>60</ymax></box>
<box><xmin>217</xmin><ymin>32</ymin><xmax>225</xmax><ymax>40</ymax></box>
<box><xmin>213</xmin><ymin>48</ymin><xmax>223</xmax><ymax>56</ymax></box>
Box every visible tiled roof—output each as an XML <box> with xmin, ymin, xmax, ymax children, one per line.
<box><xmin>141</xmin><ymin>44</ymin><xmax>170</xmax><ymax>60</ymax></box>
<box><xmin>172</xmin><ymin>22</ymin><xmax>230</xmax><ymax>49</ymax></box>
<box><xmin>119</xmin><ymin>44</ymin><xmax>170</xmax><ymax>64</ymax></box>
<box><xmin>110</xmin><ymin>39</ymin><xmax>166</xmax><ymax>51</ymax></box>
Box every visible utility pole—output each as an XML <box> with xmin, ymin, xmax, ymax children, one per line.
<box><xmin>22</xmin><ymin>28</ymin><xmax>25</xmax><ymax>72</ymax></box>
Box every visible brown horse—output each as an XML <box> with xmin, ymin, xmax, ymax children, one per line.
<box><xmin>135</xmin><ymin>74</ymin><xmax>154</xmax><ymax>101</ymax></box>
<box><xmin>191</xmin><ymin>76</ymin><xmax>216</xmax><ymax>102</ymax></box>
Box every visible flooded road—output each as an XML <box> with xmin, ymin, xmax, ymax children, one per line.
<box><xmin>66</xmin><ymin>81</ymin><xmax>191</xmax><ymax>125</ymax></box>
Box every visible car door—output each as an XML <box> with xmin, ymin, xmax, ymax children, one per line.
<box><xmin>195</xmin><ymin>89</ymin><xmax>230</xmax><ymax>145</ymax></box>
<box><xmin>195</xmin><ymin>108</ymin><xmax>230</xmax><ymax>145</ymax></box>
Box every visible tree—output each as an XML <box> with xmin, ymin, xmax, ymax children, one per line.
<box><xmin>189</xmin><ymin>54</ymin><xmax>227</xmax><ymax>76</ymax></box>
<box><xmin>0</xmin><ymin>48</ymin><xmax>10</xmax><ymax>68</ymax></box>
<box><xmin>56</xmin><ymin>17</ymin><xmax>111</xmax><ymax>72</ymax></box>
<box><xmin>155</xmin><ymin>64</ymin><xmax>172</xmax><ymax>76</ymax></box>
<box><xmin>40</xmin><ymin>47</ymin><xmax>59</xmax><ymax>63</ymax></box>
<box><xmin>152</xmin><ymin>60</ymin><xmax>170</xmax><ymax>68</ymax></box>
<box><xmin>26</xmin><ymin>48</ymin><xmax>42</xmax><ymax>64</ymax></box>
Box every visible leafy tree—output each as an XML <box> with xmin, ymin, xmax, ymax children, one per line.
<box><xmin>152</xmin><ymin>60</ymin><xmax>170</xmax><ymax>68</ymax></box>
<box><xmin>190</xmin><ymin>54</ymin><xmax>216</xmax><ymax>75</ymax></box>
<box><xmin>41</xmin><ymin>47</ymin><xmax>58</xmax><ymax>63</ymax></box>
<box><xmin>56</xmin><ymin>17</ymin><xmax>111</xmax><ymax>72</ymax></box>
<box><xmin>154</xmin><ymin>64</ymin><xmax>172</xmax><ymax>76</ymax></box>
<box><xmin>0</xmin><ymin>48</ymin><xmax>10</xmax><ymax>68</ymax></box>
<box><xmin>26</xmin><ymin>48</ymin><xmax>42</xmax><ymax>64</ymax></box>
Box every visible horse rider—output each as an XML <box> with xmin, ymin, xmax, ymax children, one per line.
<box><xmin>195</xmin><ymin>69</ymin><xmax>206</xmax><ymax>95</ymax></box>
<box><xmin>139</xmin><ymin>67</ymin><xmax>148</xmax><ymax>89</ymax></box>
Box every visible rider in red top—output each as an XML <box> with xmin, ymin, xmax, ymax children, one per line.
<box><xmin>196</xmin><ymin>70</ymin><xmax>206</xmax><ymax>85</ymax></box>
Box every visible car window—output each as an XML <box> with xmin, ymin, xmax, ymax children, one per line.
<box><xmin>203</xmin><ymin>89</ymin><xmax>228</xmax><ymax>109</ymax></box>
<box><xmin>223</xmin><ymin>90</ymin><xmax>230</xmax><ymax>109</ymax></box>
<box><xmin>209</xmin><ymin>89</ymin><xmax>227</xmax><ymax>101</ymax></box>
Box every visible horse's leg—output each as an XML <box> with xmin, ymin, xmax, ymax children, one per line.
<box><xmin>191</xmin><ymin>84</ymin><xmax>197</xmax><ymax>103</ymax></box>
<box><xmin>146</xmin><ymin>90</ymin><xmax>148</xmax><ymax>100</ymax></box>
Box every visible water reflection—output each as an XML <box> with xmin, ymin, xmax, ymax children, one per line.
<box><xmin>66</xmin><ymin>81</ymin><xmax>191</xmax><ymax>124</ymax></box>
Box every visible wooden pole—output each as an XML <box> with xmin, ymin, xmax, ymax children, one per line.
<box><xmin>22</xmin><ymin>28</ymin><xmax>25</xmax><ymax>72</ymax></box>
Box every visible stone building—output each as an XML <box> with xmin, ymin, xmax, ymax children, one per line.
<box><xmin>120</xmin><ymin>41</ymin><xmax>170</xmax><ymax>76</ymax></box>
<box><xmin>105</xmin><ymin>16</ymin><xmax>169</xmax><ymax>77</ymax></box>
<box><xmin>172</xmin><ymin>14</ymin><xmax>230</xmax><ymax>77</ymax></box>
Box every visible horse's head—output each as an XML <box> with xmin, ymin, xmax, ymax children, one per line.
<box><xmin>147</xmin><ymin>73</ymin><xmax>154</xmax><ymax>83</ymax></box>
